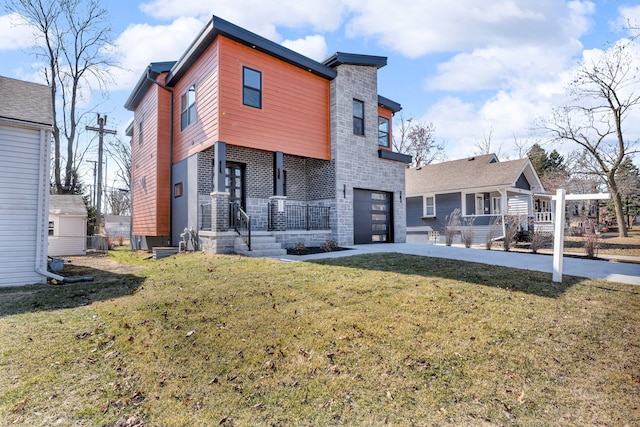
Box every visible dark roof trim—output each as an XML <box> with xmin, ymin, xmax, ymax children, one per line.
<box><xmin>125</xmin><ymin>119</ymin><xmax>134</xmax><ymax>137</ymax></box>
<box><xmin>124</xmin><ymin>61</ymin><xmax>176</xmax><ymax>111</ymax></box>
<box><xmin>379</xmin><ymin>149</ymin><xmax>412</xmax><ymax>164</ymax></box>
<box><xmin>166</xmin><ymin>16</ymin><xmax>336</xmax><ymax>86</ymax></box>
<box><xmin>323</xmin><ymin>52</ymin><xmax>387</xmax><ymax>69</ymax></box>
<box><xmin>378</xmin><ymin>95</ymin><xmax>402</xmax><ymax>113</ymax></box>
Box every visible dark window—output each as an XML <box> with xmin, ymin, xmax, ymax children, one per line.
<box><xmin>353</xmin><ymin>99</ymin><xmax>364</xmax><ymax>135</ymax></box>
<box><xmin>180</xmin><ymin>84</ymin><xmax>196</xmax><ymax>131</ymax></box>
<box><xmin>138</xmin><ymin>120</ymin><xmax>143</xmax><ymax>145</ymax></box>
<box><xmin>243</xmin><ymin>67</ymin><xmax>262</xmax><ymax>108</ymax></box>
<box><xmin>174</xmin><ymin>182</ymin><xmax>184</xmax><ymax>198</ymax></box>
<box><xmin>378</xmin><ymin>116</ymin><xmax>389</xmax><ymax>147</ymax></box>
<box><xmin>48</xmin><ymin>221</ymin><xmax>54</xmax><ymax>236</ymax></box>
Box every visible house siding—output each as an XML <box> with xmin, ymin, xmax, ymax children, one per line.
<box><xmin>0</xmin><ymin>124</ymin><xmax>47</xmax><ymax>286</ymax></box>
<box><xmin>131</xmin><ymin>75</ymin><xmax>171</xmax><ymax>237</ymax></box>
<box><xmin>217</xmin><ymin>38</ymin><xmax>331</xmax><ymax>161</ymax></box>
<box><xmin>515</xmin><ymin>172</ymin><xmax>531</xmax><ymax>190</ymax></box>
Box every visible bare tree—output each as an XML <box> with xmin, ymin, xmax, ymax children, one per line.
<box><xmin>7</xmin><ymin>0</ymin><xmax>115</xmax><ymax>194</ymax></box>
<box><xmin>105</xmin><ymin>188</ymin><xmax>131</xmax><ymax>216</ymax></box>
<box><xmin>393</xmin><ymin>115</ymin><xmax>445</xmax><ymax>167</ymax></box>
<box><xmin>473</xmin><ymin>126</ymin><xmax>503</xmax><ymax>158</ymax></box>
<box><xmin>542</xmin><ymin>42</ymin><xmax>640</xmax><ymax>237</ymax></box>
<box><xmin>106</xmin><ymin>137</ymin><xmax>131</xmax><ymax>191</ymax></box>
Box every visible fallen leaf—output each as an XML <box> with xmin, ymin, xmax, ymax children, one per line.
<box><xmin>517</xmin><ymin>390</ymin><xmax>525</xmax><ymax>404</ymax></box>
<box><xmin>185</xmin><ymin>330</ymin><xmax>195</xmax><ymax>337</ymax></box>
<box><xmin>386</xmin><ymin>391</ymin><xmax>393</xmax><ymax>400</ymax></box>
<box><xmin>12</xmin><ymin>398</ymin><xmax>27</xmax><ymax>413</ymax></box>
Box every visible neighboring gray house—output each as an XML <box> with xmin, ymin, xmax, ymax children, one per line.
<box><xmin>405</xmin><ymin>154</ymin><xmax>551</xmax><ymax>243</ymax></box>
<box><xmin>0</xmin><ymin>75</ymin><xmax>53</xmax><ymax>287</ymax></box>
<box><xmin>124</xmin><ymin>16</ymin><xmax>411</xmax><ymax>255</ymax></box>
<box><xmin>48</xmin><ymin>195</ymin><xmax>88</xmax><ymax>256</ymax></box>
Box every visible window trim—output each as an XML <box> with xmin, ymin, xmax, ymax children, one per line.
<box><xmin>492</xmin><ymin>196</ymin><xmax>501</xmax><ymax>214</ymax></box>
<box><xmin>180</xmin><ymin>83</ymin><xmax>196</xmax><ymax>131</ymax></box>
<box><xmin>423</xmin><ymin>195</ymin><xmax>436</xmax><ymax>217</ymax></box>
<box><xmin>378</xmin><ymin>116</ymin><xmax>390</xmax><ymax>147</ymax></box>
<box><xmin>242</xmin><ymin>66</ymin><xmax>262</xmax><ymax>109</ymax></box>
<box><xmin>353</xmin><ymin>99</ymin><xmax>364</xmax><ymax>136</ymax></box>
<box><xmin>48</xmin><ymin>220</ymin><xmax>55</xmax><ymax>237</ymax></box>
<box><xmin>138</xmin><ymin>120</ymin><xmax>143</xmax><ymax>146</ymax></box>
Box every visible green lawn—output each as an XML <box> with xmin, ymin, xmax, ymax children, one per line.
<box><xmin>1</xmin><ymin>251</ymin><xmax>638</xmax><ymax>425</ymax></box>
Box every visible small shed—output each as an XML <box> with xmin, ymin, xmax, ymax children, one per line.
<box><xmin>48</xmin><ymin>195</ymin><xmax>87</xmax><ymax>256</ymax></box>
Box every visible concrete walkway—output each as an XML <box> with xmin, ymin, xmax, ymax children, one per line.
<box><xmin>274</xmin><ymin>243</ymin><xmax>640</xmax><ymax>286</ymax></box>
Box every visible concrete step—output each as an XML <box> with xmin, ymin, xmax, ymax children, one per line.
<box><xmin>233</xmin><ymin>233</ymin><xmax>286</xmax><ymax>257</ymax></box>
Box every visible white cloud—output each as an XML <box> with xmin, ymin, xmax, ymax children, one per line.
<box><xmin>281</xmin><ymin>35</ymin><xmax>328</xmax><ymax>62</ymax></box>
<box><xmin>344</xmin><ymin>0</ymin><xmax>595</xmax><ymax>58</ymax></box>
<box><xmin>105</xmin><ymin>16</ymin><xmax>205</xmax><ymax>91</ymax></box>
<box><xmin>617</xmin><ymin>5</ymin><xmax>640</xmax><ymax>37</ymax></box>
<box><xmin>138</xmin><ymin>0</ymin><xmax>345</xmax><ymax>41</ymax></box>
<box><xmin>0</xmin><ymin>13</ymin><xmax>37</xmax><ymax>50</ymax></box>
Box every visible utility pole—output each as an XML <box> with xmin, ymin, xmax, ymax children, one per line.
<box><xmin>86</xmin><ymin>114</ymin><xmax>117</xmax><ymax>232</ymax></box>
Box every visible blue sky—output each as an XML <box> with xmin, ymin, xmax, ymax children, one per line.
<box><xmin>1</xmin><ymin>0</ymin><xmax>639</xmax><ymax>189</ymax></box>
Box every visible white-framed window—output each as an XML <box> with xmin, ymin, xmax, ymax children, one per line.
<box><xmin>423</xmin><ymin>195</ymin><xmax>435</xmax><ymax>217</ymax></box>
<box><xmin>48</xmin><ymin>220</ymin><xmax>55</xmax><ymax>236</ymax></box>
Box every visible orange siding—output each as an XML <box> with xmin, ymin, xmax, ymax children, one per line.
<box><xmin>172</xmin><ymin>41</ymin><xmax>220</xmax><ymax>163</ymax></box>
<box><xmin>218</xmin><ymin>38</ymin><xmax>330</xmax><ymax>160</ymax></box>
<box><xmin>131</xmin><ymin>73</ymin><xmax>171</xmax><ymax>236</ymax></box>
<box><xmin>378</xmin><ymin>105</ymin><xmax>393</xmax><ymax>151</ymax></box>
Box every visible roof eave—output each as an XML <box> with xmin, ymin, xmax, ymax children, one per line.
<box><xmin>166</xmin><ymin>15</ymin><xmax>336</xmax><ymax>86</ymax></box>
<box><xmin>323</xmin><ymin>52</ymin><xmax>387</xmax><ymax>69</ymax></box>
<box><xmin>378</xmin><ymin>95</ymin><xmax>402</xmax><ymax>113</ymax></box>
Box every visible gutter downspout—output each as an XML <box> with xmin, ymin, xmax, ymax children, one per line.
<box><xmin>146</xmin><ymin>69</ymin><xmax>174</xmax><ymax>245</ymax></box>
<box><xmin>34</xmin><ymin>128</ymin><xmax>64</xmax><ymax>282</ymax></box>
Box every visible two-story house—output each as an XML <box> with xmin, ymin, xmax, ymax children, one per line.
<box><xmin>125</xmin><ymin>16</ymin><xmax>411</xmax><ymax>255</ymax></box>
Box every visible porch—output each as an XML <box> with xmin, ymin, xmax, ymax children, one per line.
<box><xmin>197</xmin><ymin>195</ymin><xmax>334</xmax><ymax>253</ymax></box>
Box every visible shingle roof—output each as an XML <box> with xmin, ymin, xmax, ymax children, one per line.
<box><xmin>406</xmin><ymin>153</ymin><xmax>532</xmax><ymax>195</ymax></box>
<box><xmin>49</xmin><ymin>195</ymin><xmax>87</xmax><ymax>216</ymax></box>
<box><xmin>0</xmin><ymin>75</ymin><xmax>53</xmax><ymax>127</ymax></box>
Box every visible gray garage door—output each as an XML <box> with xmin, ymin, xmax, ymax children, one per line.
<box><xmin>353</xmin><ymin>189</ymin><xmax>392</xmax><ymax>244</ymax></box>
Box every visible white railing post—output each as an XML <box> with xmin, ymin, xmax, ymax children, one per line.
<box><xmin>552</xmin><ymin>189</ymin><xmax>566</xmax><ymax>282</ymax></box>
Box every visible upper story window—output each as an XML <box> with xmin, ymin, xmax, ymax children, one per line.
<box><xmin>48</xmin><ymin>221</ymin><xmax>55</xmax><ymax>236</ymax></box>
<box><xmin>378</xmin><ymin>116</ymin><xmax>390</xmax><ymax>147</ymax></box>
<box><xmin>180</xmin><ymin>84</ymin><xmax>196</xmax><ymax>131</ymax></box>
<box><xmin>353</xmin><ymin>99</ymin><xmax>364</xmax><ymax>135</ymax></box>
<box><xmin>243</xmin><ymin>67</ymin><xmax>262</xmax><ymax>109</ymax></box>
<box><xmin>138</xmin><ymin>120</ymin><xmax>143</xmax><ymax>145</ymax></box>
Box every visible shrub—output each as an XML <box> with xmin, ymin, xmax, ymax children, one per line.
<box><xmin>529</xmin><ymin>230</ymin><xmax>551</xmax><ymax>254</ymax></box>
<box><xmin>502</xmin><ymin>215</ymin><xmax>520</xmax><ymax>252</ymax></box>
<box><xmin>460</xmin><ymin>216</ymin><xmax>476</xmax><ymax>248</ymax></box>
<box><xmin>444</xmin><ymin>209</ymin><xmax>461</xmax><ymax>246</ymax></box>
<box><xmin>485</xmin><ymin>217</ymin><xmax>501</xmax><ymax>250</ymax></box>
<box><xmin>321</xmin><ymin>239</ymin><xmax>338</xmax><ymax>252</ymax></box>
<box><xmin>583</xmin><ymin>233</ymin><xmax>600</xmax><ymax>258</ymax></box>
<box><xmin>294</xmin><ymin>242</ymin><xmax>306</xmax><ymax>251</ymax></box>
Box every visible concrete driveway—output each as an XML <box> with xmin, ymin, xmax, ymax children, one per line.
<box><xmin>275</xmin><ymin>243</ymin><xmax>640</xmax><ymax>286</ymax></box>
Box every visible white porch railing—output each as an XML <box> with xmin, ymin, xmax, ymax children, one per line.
<box><xmin>535</xmin><ymin>211</ymin><xmax>553</xmax><ymax>223</ymax></box>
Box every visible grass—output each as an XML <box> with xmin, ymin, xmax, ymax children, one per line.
<box><xmin>1</xmin><ymin>249</ymin><xmax>639</xmax><ymax>425</ymax></box>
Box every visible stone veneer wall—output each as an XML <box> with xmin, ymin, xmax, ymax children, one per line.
<box><xmin>330</xmin><ymin>64</ymin><xmax>407</xmax><ymax>245</ymax></box>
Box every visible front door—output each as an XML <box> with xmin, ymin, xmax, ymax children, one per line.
<box><xmin>225</xmin><ymin>162</ymin><xmax>245</xmax><ymax>210</ymax></box>
<box><xmin>353</xmin><ymin>189</ymin><xmax>392</xmax><ymax>244</ymax></box>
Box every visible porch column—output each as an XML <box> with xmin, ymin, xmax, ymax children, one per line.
<box><xmin>214</xmin><ymin>141</ymin><xmax>227</xmax><ymax>193</ymax></box>
<box><xmin>273</xmin><ymin>151</ymin><xmax>284</xmax><ymax>196</ymax></box>
<box><xmin>211</xmin><ymin>191</ymin><xmax>230</xmax><ymax>232</ymax></box>
<box><xmin>269</xmin><ymin>195</ymin><xmax>287</xmax><ymax>231</ymax></box>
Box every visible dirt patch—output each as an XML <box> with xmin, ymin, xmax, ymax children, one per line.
<box><xmin>60</xmin><ymin>253</ymin><xmax>146</xmax><ymax>281</ymax></box>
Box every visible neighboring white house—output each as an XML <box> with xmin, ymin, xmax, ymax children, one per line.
<box><xmin>0</xmin><ymin>75</ymin><xmax>53</xmax><ymax>287</ymax></box>
<box><xmin>104</xmin><ymin>214</ymin><xmax>131</xmax><ymax>239</ymax></box>
<box><xmin>48</xmin><ymin>195</ymin><xmax>88</xmax><ymax>256</ymax></box>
